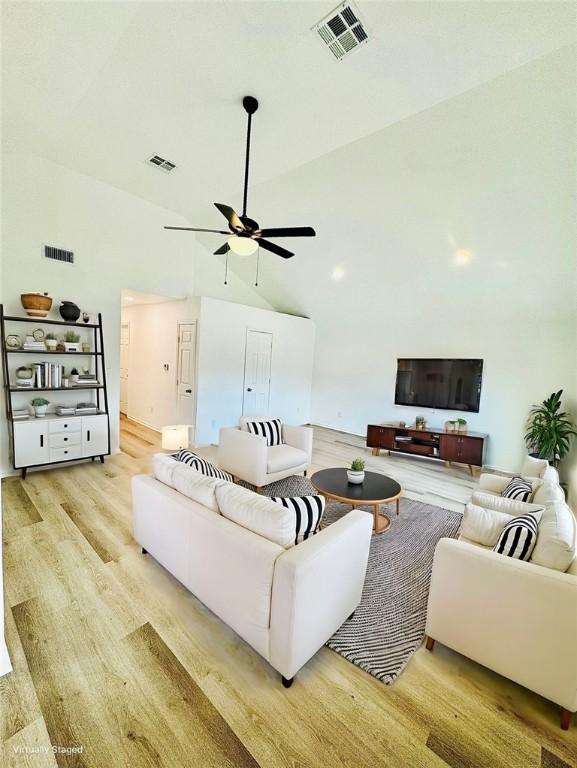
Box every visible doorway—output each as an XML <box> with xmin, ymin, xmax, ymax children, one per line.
<box><xmin>119</xmin><ymin>320</ymin><xmax>130</xmax><ymax>415</ymax></box>
<box><xmin>176</xmin><ymin>322</ymin><xmax>197</xmax><ymax>427</ymax></box>
<box><xmin>242</xmin><ymin>329</ymin><xmax>273</xmax><ymax>416</ymax></box>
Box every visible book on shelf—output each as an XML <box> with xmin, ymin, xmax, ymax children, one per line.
<box><xmin>13</xmin><ymin>409</ymin><xmax>30</xmax><ymax>420</ymax></box>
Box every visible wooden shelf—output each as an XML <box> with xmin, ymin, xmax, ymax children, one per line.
<box><xmin>3</xmin><ymin>315</ymin><xmax>98</xmax><ymax>328</ymax></box>
<box><xmin>5</xmin><ymin>350</ymin><xmax>102</xmax><ymax>355</ymax></box>
<box><xmin>8</xmin><ymin>384</ymin><xmax>103</xmax><ymax>392</ymax></box>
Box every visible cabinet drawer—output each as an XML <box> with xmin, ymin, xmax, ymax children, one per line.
<box><xmin>50</xmin><ymin>445</ymin><xmax>82</xmax><ymax>462</ymax></box>
<box><xmin>49</xmin><ymin>418</ymin><xmax>81</xmax><ymax>434</ymax></box>
<box><xmin>49</xmin><ymin>432</ymin><xmax>81</xmax><ymax>449</ymax></box>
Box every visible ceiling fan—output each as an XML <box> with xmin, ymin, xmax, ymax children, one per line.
<box><xmin>164</xmin><ymin>96</ymin><xmax>316</xmax><ymax>260</ymax></box>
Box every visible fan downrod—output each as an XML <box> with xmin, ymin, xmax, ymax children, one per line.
<box><xmin>243</xmin><ymin>96</ymin><xmax>258</xmax><ymax>115</ymax></box>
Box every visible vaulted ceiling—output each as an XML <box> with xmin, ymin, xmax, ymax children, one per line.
<box><xmin>3</xmin><ymin>0</ymin><xmax>574</xmax><ymax>220</ymax></box>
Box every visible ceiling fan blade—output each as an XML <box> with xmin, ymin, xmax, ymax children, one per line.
<box><xmin>258</xmin><ymin>227</ymin><xmax>316</xmax><ymax>238</ymax></box>
<box><xmin>164</xmin><ymin>226</ymin><xmax>230</xmax><ymax>234</ymax></box>
<box><xmin>214</xmin><ymin>242</ymin><xmax>230</xmax><ymax>255</ymax></box>
<box><xmin>214</xmin><ymin>203</ymin><xmax>244</xmax><ymax>231</ymax></box>
<box><xmin>258</xmin><ymin>239</ymin><xmax>294</xmax><ymax>259</ymax></box>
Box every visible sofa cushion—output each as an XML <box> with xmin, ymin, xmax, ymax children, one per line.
<box><xmin>471</xmin><ymin>490</ymin><xmax>545</xmax><ymax>518</ymax></box>
<box><xmin>266</xmin><ymin>444</ymin><xmax>308</xmax><ymax>474</ymax></box>
<box><xmin>460</xmin><ymin>503</ymin><xmax>514</xmax><ymax>547</ymax></box>
<box><xmin>270</xmin><ymin>496</ymin><xmax>325</xmax><ymax>545</ymax></box>
<box><xmin>175</xmin><ymin>448</ymin><xmax>233</xmax><ymax>482</ymax></box>
<box><xmin>171</xmin><ymin>463</ymin><xmax>228</xmax><ymax>513</ymax></box>
<box><xmin>152</xmin><ymin>452</ymin><xmax>178</xmax><ymax>486</ymax></box>
<box><xmin>500</xmin><ymin>476</ymin><xmax>537</xmax><ymax>502</ymax></box>
<box><xmin>521</xmin><ymin>455</ymin><xmax>549</xmax><ymax>479</ymax></box>
<box><xmin>532</xmin><ymin>480</ymin><xmax>565</xmax><ymax>506</ymax></box>
<box><xmin>530</xmin><ymin>501</ymin><xmax>577</xmax><ymax>572</ymax></box>
<box><xmin>493</xmin><ymin>510</ymin><xmax>542</xmax><ymax>561</ymax></box>
<box><xmin>245</xmin><ymin>417</ymin><xmax>283</xmax><ymax>447</ymax></box>
<box><xmin>216</xmin><ymin>483</ymin><xmax>296</xmax><ymax>548</ymax></box>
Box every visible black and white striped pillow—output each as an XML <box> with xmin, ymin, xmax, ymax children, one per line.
<box><xmin>246</xmin><ymin>418</ymin><xmax>283</xmax><ymax>447</ymax></box>
<box><xmin>174</xmin><ymin>449</ymin><xmax>233</xmax><ymax>482</ymax></box>
<box><xmin>270</xmin><ymin>495</ymin><xmax>325</xmax><ymax>545</ymax></box>
<box><xmin>501</xmin><ymin>476</ymin><xmax>533</xmax><ymax>502</ymax></box>
<box><xmin>493</xmin><ymin>510</ymin><xmax>542</xmax><ymax>561</ymax></box>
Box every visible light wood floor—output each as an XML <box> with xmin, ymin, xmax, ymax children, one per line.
<box><xmin>1</xmin><ymin>416</ymin><xmax>575</xmax><ymax>768</ymax></box>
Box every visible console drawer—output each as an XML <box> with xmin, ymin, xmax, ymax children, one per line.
<box><xmin>50</xmin><ymin>445</ymin><xmax>82</xmax><ymax>462</ymax></box>
<box><xmin>49</xmin><ymin>432</ymin><xmax>81</xmax><ymax>449</ymax></box>
<box><xmin>49</xmin><ymin>418</ymin><xmax>81</xmax><ymax>434</ymax></box>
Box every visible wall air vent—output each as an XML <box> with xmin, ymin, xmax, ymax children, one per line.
<box><xmin>43</xmin><ymin>244</ymin><xmax>74</xmax><ymax>264</ymax></box>
<box><xmin>312</xmin><ymin>2</ymin><xmax>370</xmax><ymax>61</ymax></box>
<box><xmin>146</xmin><ymin>154</ymin><xmax>177</xmax><ymax>172</ymax></box>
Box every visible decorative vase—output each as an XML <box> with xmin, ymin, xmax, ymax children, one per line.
<box><xmin>457</xmin><ymin>422</ymin><xmax>468</xmax><ymax>433</ymax></box>
<box><xmin>16</xmin><ymin>365</ymin><xmax>34</xmax><ymax>380</ymax></box>
<box><xmin>347</xmin><ymin>470</ymin><xmax>365</xmax><ymax>484</ymax></box>
<box><xmin>59</xmin><ymin>301</ymin><xmax>81</xmax><ymax>322</ymax></box>
<box><xmin>82</xmin><ymin>312</ymin><xmax>90</xmax><ymax>324</ymax></box>
<box><xmin>34</xmin><ymin>405</ymin><xmax>48</xmax><ymax>418</ymax></box>
<box><xmin>70</xmin><ymin>373</ymin><xmax>79</xmax><ymax>384</ymax></box>
<box><xmin>445</xmin><ymin>421</ymin><xmax>456</xmax><ymax>432</ymax></box>
<box><xmin>21</xmin><ymin>293</ymin><xmax>52</xmax><ymax>317</ymax></box>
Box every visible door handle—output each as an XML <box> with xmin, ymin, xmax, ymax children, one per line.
<box><xmin>185</xmin><ymin>389</ymin><xmax>192</xmax><ymax>394</ymax></box>
<box><xmin>87</xmin><ymin>430</ymin><xmax>91</xmax><ymax>442</ymax></box>
<box><xmin>40</xmin><ymin>434</ymin><xmax>44</xmax><ymax>448</ymax></box>
<box><xmin>247</xmin><ymin>388</ymin><xmax>253</xmax><ymax>392</ymax></box>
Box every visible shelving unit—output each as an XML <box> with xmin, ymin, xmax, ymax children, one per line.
<box><xmin>1</xmin><ymin>304</ymin><xmax>111</xmax><ymax>478</ymax></box>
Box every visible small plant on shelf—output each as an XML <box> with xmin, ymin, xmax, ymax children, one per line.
<box><xmin>63</xmin><ymin>331</ymin><xmax>81</xmax><ymax>352</ymax></box>
<box><xmin>45</xmin><ymin>332</ymin><xmax>58</xmax><ymax>351</ymax></box>
<box><xmin>456</xmin><ymin>417</ymin><xmax>468</xmax><ymax>432</ymax></box>
<box><xmin>347</xmin><ymin>457</ymin><xmax>366</xmax><ymax>484</ymax></box>
<box><xmin>31</xmin><ymin>397</ymin><xmax>49</xmax><ymax>418</ymax></box>
<box><xmin>445</xmin><ymin>419</ymin><xmax>457</xmax><ymax>432</ymax></box>
<box><xmin>70</xmin><ymin>367</ymin><xmax>80</xmax><ymax>384</ymax></box>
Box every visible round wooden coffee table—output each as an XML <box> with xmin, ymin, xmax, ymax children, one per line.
<box><xmin>311</xmin><ymin>468</ymin><xmax>402</xmax><ymax>534</ymax></box>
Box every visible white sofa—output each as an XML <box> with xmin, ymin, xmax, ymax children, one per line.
<box><xmin>425</xmin><ymin>456</ymin><xmax>577</xmax><ymax>730</ymax></box>
<box><xmin>219</xmin><ymin>417</ymin><xmax>312</xmax><ymax>489</ymax></box>
<box><xmin>132</xmin><ymin>459</ymin><xmax>372</xmax><ymax>687</ymax></box>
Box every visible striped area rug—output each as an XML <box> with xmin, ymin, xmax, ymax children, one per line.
<box><xmin>254</xmin><ymin>475</ymin><xmax>462</xmax><ymax>685</ymax></box>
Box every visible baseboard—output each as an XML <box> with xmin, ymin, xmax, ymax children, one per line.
<box><xmin>124</xmin><ymin>415</ymin><xmax>161</xmax><ymax>433</ymax></box>
<box><xmin>0</xmin><ymin>636</ymin><xmax>12</xmax><ymax>677</ymax></box>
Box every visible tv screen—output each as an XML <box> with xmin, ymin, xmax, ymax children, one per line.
<box><xmin>394</xmin><ymin>359</ymin><xmax>483</xmax><ymax>413</ymax></box>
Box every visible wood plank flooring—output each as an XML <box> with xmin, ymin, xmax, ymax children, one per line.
<box><xmin>1</xmin><ymin>416</ymin><xmax>576</xmax><ymax>768</ymax></box>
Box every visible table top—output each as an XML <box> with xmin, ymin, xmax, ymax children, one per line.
<box><xmin>310</xmin><ymin>468</ymin><xmax>402</xmax><ymax>504</ymax></box>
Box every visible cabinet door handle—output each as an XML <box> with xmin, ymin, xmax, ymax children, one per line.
<box><xmin>87</xmin><ymin>430</ymin><xmax>91</xmax><ymax>442</ymax></box>
<box><xmin>40</xmin><ymin>435</ymin><xmax>44</xmax><ymax>448</ymax></box>
<box><xmin>64</xmin><ymin>437</ymin><xmax>68</xmax><ymax>442</ymax></box>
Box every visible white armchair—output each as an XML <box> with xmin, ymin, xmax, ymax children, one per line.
<box><xmin>219</xmin><ymin>417</ymin><xmax>313</xmax><ymax>490</ymax></box>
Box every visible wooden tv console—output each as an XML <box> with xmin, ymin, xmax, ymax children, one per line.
<box><xmin>366</xmin><ymin>423</ymin><xmax>487</xmax><ymax>475</ymax></box>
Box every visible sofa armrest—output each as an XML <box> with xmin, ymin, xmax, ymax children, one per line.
<box><xmin>218</xmin><ymin>427</ymin><xmax>267</xmax><ymax>486</ymax></box>
<box><xmin>426</xmin><ymin>538</ymin><xmax>577</xmax><ymax>712</ymax></box>
<box><xmin>269</xmin><ymin>510</ymin><xmax>372</xmax><ymax>679</ymax></box>
<box><xmin>477</xmin><ymin>473</ymin><xmax>510</xmax><ymax>493</ymax></box>
<box><xmin>282</xmin><ymin>424</ymin><xmax>313</xmax><ymax>462</ymax></box>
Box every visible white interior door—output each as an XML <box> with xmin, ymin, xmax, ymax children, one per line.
<box><xmin>119</xmin><ymin>321</ymin><xmax>130</xmax><ymax>415</ymax></box>
<box><xmin>242</xmin><ymin>330</ymin><xmax>273</xmax><ymax>416</ymax></box>
<box><xmin>177</xmin><ymin>322</ymin><xmax>196</xmax><ymax>427</ymax></box>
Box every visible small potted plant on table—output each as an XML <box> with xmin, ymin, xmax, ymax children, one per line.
<box><xmin>456</xmin><ymin>417</ymin><xmax>468</xmax><ymax>433</ymax></box>
<box><xmin>347</xmin><ymin>457</ymin><xmax>365</xmax><ymax>484</ymax></box>
<box><xmin>31</xmin><ymin>397</ymin><xmax>49</xmax><ymax>418</ymax></box>
<box><xmin>45</xmin><ymin>333</ymin><xmax>58</xmax><ymax>351</ymax></box>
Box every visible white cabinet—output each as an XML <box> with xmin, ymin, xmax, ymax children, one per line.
<box><xmin>81</xmin><ymin>414</ymin><xmax>109</xmax><ymax>457</ymax></box>
<box><xmin>13</xmin><ymin>421</ymin><xmax>49</xmax><ymax>468</ymax></box>
<box><xmin>12</xmin><ymin>413</ymin><xmax>109</xmax><ymax>470</ymax></box>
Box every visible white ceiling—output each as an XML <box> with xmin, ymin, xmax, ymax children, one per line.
<box><xmin>121</xmin><ymin>289</ymin><xmax>181</xmax><ymax>308</ymax></box>
<box><xmin>3</xmin><ymin>1</ymin><xmax>575</xmax><ymax>228</ymax></box>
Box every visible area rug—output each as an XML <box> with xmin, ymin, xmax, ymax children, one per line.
<box><xmin>243</xmin><ymin>475</ymin><xmax>462</xmax><ymax>685</ymax></box>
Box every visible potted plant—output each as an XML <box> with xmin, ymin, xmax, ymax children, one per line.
<box><xmin>69</xmin><ymin>367</ymin><xmax>80</xmax><ymax>384</ymax></box>
<box><xmin>45</xmin><ymin>332</ymin><xmax>58</xmax><ymax>351</ymax></box>
<box><xmin>456</xmin><ymin>417</ymin><xmax>468</xmax><ymax>433</ymax></box>
<box><xmin>347</xmin><ymin>457</ymin><xmax>365</xmax><ymax>484</ymax></box>
<box><xmin>63</xmin><ymin>331</ymin><xmax>81</xmax><ymax>352</ymax></box>
<box><xmin>525</xmin><ymin>390</ymin><xmax>577</xmax><ymax>468</ymax></box>
<box><xmin>31</xmin><ymin>397</ymin><xmax>50</xmax><ymax>418</ymax></box>
<box><xmin>445</xmin><ymin>420</ymin><xmax>457</xmax><ymax>432</ymax></box>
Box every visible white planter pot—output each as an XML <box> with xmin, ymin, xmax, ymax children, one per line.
<box><xmin>45</xmin><ymin>340</ymin><xmax>58</xmax><ymax>351</ymax></box>
<box><xmin>34</xmin><ymin>405</ymin><xmax>47</xmax><ymax>418</ymax></box>
<box><xmin>64</xmin><ymin>342</ymin><xmax>81</xmax><ymax>352</ymax></box>
<box><xmin>347</xmin><ymin>470</ymin><xmax>365</xmax><ymax>484</ymax></box>
<box><xmin>70</xmin><ymin>374</ymin><xmax>79</xmax><ymax>384</ymax></box>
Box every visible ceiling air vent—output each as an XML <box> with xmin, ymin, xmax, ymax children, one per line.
<box><xmin>312</xmin><ymin>2</ymin><xmax>370</xmax><ymax>61</ymax></box>
<box><xmin>146</xmin><ymin>154</ymin><xmax>177</xmax><ymax>173</ymax></box>
<box><xmin>43</xmin><ymin>244</ymin><xmax>74</xmax><ymax>264</ymax></box>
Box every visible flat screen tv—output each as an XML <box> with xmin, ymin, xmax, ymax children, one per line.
<box><xmin>394</xmin><ymin>358</ymin><xmax>483</xmax><ymax>413</ymax></box>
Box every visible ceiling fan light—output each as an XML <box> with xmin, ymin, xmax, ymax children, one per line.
<box><xmin>228</xmin><ymin>235</ymin><xmax>258</xmax><ymax>256</ymax></box>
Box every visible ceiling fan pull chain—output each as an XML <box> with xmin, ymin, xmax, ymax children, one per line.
<box><xmin>242</xmin><ymin>110</ymin><xmax>252</xmax><ymax>218</ymax></box>
<box><xmin>255</xmin><ymin>247</ymin><xmax>260</xmax><ymax>287</ymax></box>
<box><xmin>224</xmin><ymin>251</ymin><xmax>229</xmax><ymax>285</ymax></box>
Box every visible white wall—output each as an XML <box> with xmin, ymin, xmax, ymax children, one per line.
<box><xmin>121</xmin><ymin>298</ymin><xmax>197</xmax><ymax>432</ymax></box>
<box><xmin>239</xmin><ymin>47</ymin><xmax>577</xmax><ymax>493</ymax></box>
<box><xmin>195</xmin><ymin>297</ymin><xmax>315</xmax><ymax>445</ymax></box>
<box><xmin>0</xmin><ymin>154</ymin><xmax>272</xmax><ymax>474</ymax></box>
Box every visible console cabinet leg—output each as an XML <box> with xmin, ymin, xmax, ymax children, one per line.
<box><xmin>561</xmin><ymin>708</ymin><xmax>572</xmax><ymax>730</ymax></box>
<box><xmin>141</xmin><ymin>547</ymin><xmax>148</xmax><ymax>555</ymax></box>
<box><xmin>425</xmin><ymin>636</ymin><xmax>435</xmax><ymax>651</ymax></box>
<box><xmin>282</xmin><ymin>675</ymin><xmax>294</xmax><ymax>689</ymax></box>
<box><xmin>99</xmin><ymin>456</ymin><xmax>105</xmax><ymax>464</ymax></box>
<box><xmin>372</xmin><ymin>447</ymin><xmax>380</xmax><ymax>456</ymax></box>
<box><xmin>21</xmin><ymin>468</ymin><xmax>27</xmax><ymax>480</ymax></box>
